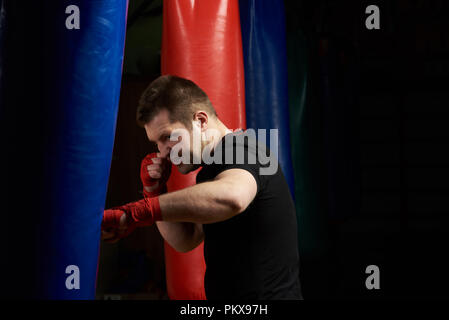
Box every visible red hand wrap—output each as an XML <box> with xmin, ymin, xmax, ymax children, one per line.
<box><xmin>118</xmin><ymin>196</ymin><xmax>162</xmax><ymax>227</ymax></box>
<box><xmin>102</xmin><ymin>209</ymin><xmax>124</xmax><ymax>230</ymax></box>
<box><xmin>101</xmin><ymin>153</ymin><xmax>168</xmax><ymax>240</ymax></box>
<box><xmin>140</xmin><ymin>153</ymin><xmax>171</xmax><ymax>198</ymax></box>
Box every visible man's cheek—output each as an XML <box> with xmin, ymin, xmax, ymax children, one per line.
<box><xmin>169</xmin><ymin>140</ymin><xmax>192</xmax><ymax>165</ymax></box>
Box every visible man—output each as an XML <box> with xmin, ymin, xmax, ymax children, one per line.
<box><xmin>102</xmin><ymin>75</ymin><xmax>302</xmax><ymax>300</ymax></box>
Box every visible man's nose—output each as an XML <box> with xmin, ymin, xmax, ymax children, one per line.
<box><xmin>158</xmin><ymin>144</ymin><xmax>171</xmax><ymax>159</ymax></box>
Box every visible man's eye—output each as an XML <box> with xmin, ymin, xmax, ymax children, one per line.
<box><xmin>161</xmin><ymin>135</ymin><xmax>170</xmax><ymax>142</ymax></box>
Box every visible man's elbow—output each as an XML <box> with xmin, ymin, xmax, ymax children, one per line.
<box><xmin>223</xmin><ymin>190</ymin><xmax>248</xmax><ymax>215</ymax></box>
<box><xmin>215</xmin><ymin>175</ymin><xmax>256</xmax><ymax>216</ymax></box>
<box><xmin>232</xmin><ymin>197</ymin><xmax>247</xmax><ymax>214</ymax></box>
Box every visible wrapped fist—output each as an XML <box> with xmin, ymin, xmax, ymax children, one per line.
<box><xmin>140</xmin><ymin>152</ymin><xmax>171</xmax><ymax>197</ymax></box>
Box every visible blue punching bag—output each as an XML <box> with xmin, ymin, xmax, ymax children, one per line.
<box><xmin>0</xmin><ymin>0</ymin><xmax>128</xmax><ymax>299</ymax></box>
<box><xmin>40</xmin><ymin>0</ymin><xmax>128</xmax><ymax>299</ymax></box>
<box><xmin>239</xmin><ymin>0</ymin><xmax>295</xmax><ymax>197</ymax></box>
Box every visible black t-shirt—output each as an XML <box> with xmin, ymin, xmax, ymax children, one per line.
<box><xmin>196</xmin><ymin>131</ymin><xmax>302</xmax><ymax>300</ymax></box>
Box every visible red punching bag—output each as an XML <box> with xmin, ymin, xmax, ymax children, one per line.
<box><xmin>161</xmin><ymin>0</ymin><xmax>246</xmax><ymax>300</ymax></box>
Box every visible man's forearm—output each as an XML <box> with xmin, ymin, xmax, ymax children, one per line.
<box><xmin>153</xmin><ymin>177</ymin><xmax>246</xmax><ymax>252</ymax></box>
<box><xmin>158</xmin><ymin>180</ymin><xmax>243</xmax><ymax>224</ymax></box>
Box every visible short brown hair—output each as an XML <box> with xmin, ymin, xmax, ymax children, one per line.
<box><xmin>136</xmin><ymin>75</ymin><xmax>217</xmax><ymax>128</ymax></box>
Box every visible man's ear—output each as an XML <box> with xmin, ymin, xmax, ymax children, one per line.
<box><xmin>193</xmin><ymin>111</ymin><xmax>209</xmax><ymax>131</ymax></box>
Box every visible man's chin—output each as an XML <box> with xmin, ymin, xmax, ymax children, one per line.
<box><xmin>175</xmin><ymin>163</ymin><xmax>193</xmax><ymax>174</ymax></box>
<box><xmin>175</xmin><ymin>162</ymin><xmax>202</xmax><ymax>174</ymax></box>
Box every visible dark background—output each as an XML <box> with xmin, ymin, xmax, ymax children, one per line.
<box><xmin>1</xmin><ymin>0</ymin><xmax>448</xmax><ymax>299</ymax></box>
<box><xmin>288</xmin><ymin>0</ymin><xmax>449</xmax><ymax>299</ymax></box>
<box><xmin>325</xmin><ymin>0</ymin><xmax>447</xmax><ymax>299</ymax></box>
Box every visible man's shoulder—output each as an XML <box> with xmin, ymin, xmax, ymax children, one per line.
<box><xmin>197</xmin><ymin>130</ymin><xmax>279</xmax><ymax>184</ymax></box>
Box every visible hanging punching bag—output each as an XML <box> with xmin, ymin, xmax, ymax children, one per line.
<box><xmin>285</xmin><ymin>7</ymin><xmax>329</xmax><ymax>257</ymax></box>
<box><xmin>2</xmin><ymin>0</ymin><xmax>128</xmax><ymax>299</ymax></box>
<box><xmin>161</xmin><ymin>0</ymin><xmax>246</xmax><ymax>300</ymax></box>
<box><xmin>239</xmin><ymin>0</ymin><xmax>295</xmax><ymax>198</ymax></box>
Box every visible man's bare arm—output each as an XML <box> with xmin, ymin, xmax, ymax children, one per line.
<box><xmin>158</xmin><ymin>169</ymin><xmax>258</xmax><ymax>224</ymax></box>
<box><xmin>154</xmin><ymin>169</ymin><xmax>257</xmax><ymax>252</ymax></box>
<box><xmin>103</xmin><ymin>169</ymin><xmax>258</xmax><ymax>249</ymax></box>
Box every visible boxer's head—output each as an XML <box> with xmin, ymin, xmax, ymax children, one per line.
<box><xmin>137</xmin><ymin>75</ymin><xmax>225</xmax><ymax>174</ymax></box>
